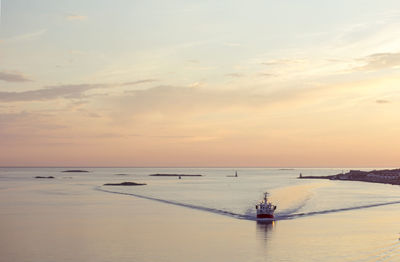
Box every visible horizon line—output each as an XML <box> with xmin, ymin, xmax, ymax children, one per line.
<box><xmin>0</xmin><ymin>165</ymin><xmax>398</xmax><ymax>169</ymax></box>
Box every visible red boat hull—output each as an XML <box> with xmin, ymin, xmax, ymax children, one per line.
<box><xmin>257</xmin><ymin>213</ymin><xmax>274</xmax><ymax>219</ymax></box>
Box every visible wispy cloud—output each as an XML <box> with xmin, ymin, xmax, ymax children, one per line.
<box><xmin>188</xmin><ymin>82</ymin><xmax>203</xmax><ymax>88</ymax></box>
<box><xmin>223</xmin><ymin>42</ymin><xmax>241</xmax><ymax>47</ymax></box>
<box><xmin>376</xmin><ymin>99</ymin><xmax>390</xmax><ymax>104</ymax></box>
<box><xmin>0</xmin><ymin>71</ymin><xmax>31</xmax><ymax>82</ymax></box>
<box><xmin>0</xmin><ymin>78</ymin><xmax>157</xmax><ymax>102</ymax></box>
<box><xmin>356</xmin><ymin>52</ymin><xmax>400</xmax><ymax>71</ymax></box>
<box><xmin>66</xmin><ymin>14</ymin><xmax>88</xmax><ymax>21</ymax></box>
<box><xmin>0</xmin><ymin>84</ymin><xmax>104</xmax><ymax>102</ymax></box>
<box><xmin>261</xmin><ymin>58</ymin><xmax>306</xmax><ymax>66</ymax></box>
<box><xmin>121</xmin><ymin>79</ymin><xmax>158</xmax><ymax>86</ymax></box>
<box><xmin>225</xmin><ymin>73</ymin><xmax>245</xmax><ymax>78</ymax></box>
<box><xmin>0</xmin><ymin>29</ymin><xmax>47</xmax><ymax>43</ymax></box>
<box><xmin>186</xmin><ymin>59</ymin><xmax>200</xmax><ymax>64</ymax></box>
<box><xmin>258</xmin><ymin>73</ymin><xmax>277</xmax><ymax>77</ymax></box>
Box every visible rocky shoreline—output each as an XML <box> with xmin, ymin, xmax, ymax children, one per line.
<box><xmin>299</xmin><ymin>168</ymin><xmax>400</xmax><ymax>185</ymax></box>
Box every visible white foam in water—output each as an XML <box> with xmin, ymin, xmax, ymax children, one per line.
<box><xmin>269</xmin><ymin>182</ymin><xmax>328</xmax><ymax>217</ymax></box>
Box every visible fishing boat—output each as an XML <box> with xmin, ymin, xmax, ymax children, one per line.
<box><xmin>256</xmin><ymin>192</ymin><xmax>277</xmax><ymax>220</ymax></box>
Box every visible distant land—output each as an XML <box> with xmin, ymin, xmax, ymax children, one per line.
<box><xmin>299</xmin><ymin>168</ymin><xmax>400</xmax><ymax>185</ymax></box>
<box><xmin>149</xmin><ymin>174</ymin><xmax>202</xmax><ymax>177</ymax></box>
<box><xmin>103</xmin><ymin>182</ymin><xmax>146</xmax><ymax>186</ymax></box>
<box><xmin>61</xmin><ymin>170</ymin><xmax>89</xmax><ymax>173</ymax></box>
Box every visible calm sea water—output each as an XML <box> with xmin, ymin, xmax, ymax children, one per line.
<box><xmin>1</xmin><ymin>167</ymin><xmax>400</xmax><ymax>261</ymax></box>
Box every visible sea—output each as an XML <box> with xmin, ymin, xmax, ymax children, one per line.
<box><xmin>1</xmin><ymin>167</ymin><xmax>400</xmax><ymax>262</ymax></box>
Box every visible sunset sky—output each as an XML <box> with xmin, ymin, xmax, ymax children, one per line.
<box><xmin>1</xmin><ymin>0</ymin><xmax>400</xmax><ymax>167</ymax></box>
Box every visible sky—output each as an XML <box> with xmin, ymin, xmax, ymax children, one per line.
<box><xmin>1</xmin><ymin>0</ymin><xmax>400</xmax><ymax>167</ymax></box>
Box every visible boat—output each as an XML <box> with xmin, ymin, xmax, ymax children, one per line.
<box><xmin>256</xmin><ymin>192</ymin><xmax>277</xmax><ymax>220</ymax></box>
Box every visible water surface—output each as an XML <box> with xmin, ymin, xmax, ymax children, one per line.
<box><xmin>1</xmin><ymin>167</ymin><xmax>399</xmax><ymax>261</ymax></box>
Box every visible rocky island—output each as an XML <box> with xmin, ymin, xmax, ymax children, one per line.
<box><xmin>149</xmin><ymin>174</ymin><xmax>202</xmax><ymax>177</ymax></box>
<box><xmin>299</xmin><ymin>168</ymin><xmax>400</xmax><ymax>185</ymax></box>
<box><xmin>103</xmin><ymin>182</ymin><xmax>146</xmax><ymax>186</ymax></box>
<box><xmin>62</xmin><ymin>170</ymin><xmax>89</xmax><ymax>173</ymax></box>
<box><xmin>34</xmin><ymin>176</ymin><xmax>55</xmax><ymax>179</ymax></box>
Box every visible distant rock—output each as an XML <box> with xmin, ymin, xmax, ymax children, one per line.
<box><xmin>114</xmin><ymin>174</ymin><xmax>129</xmax><ymax>176</ymax></box>
<box><xmin>149</xmin><ymin>174</ymin><xmax>202</xmax><ymax>177</ymax></box>
<box><xmin>61</xmin><ymin>170</ymin><xmax>89</xmax><ymax>173</ymax></box>
<box><xmin>34</xmin><ymin>176</ymin><xmax>55</xmax><ymax>179</ymax></box>
<box><xmin>103</xmin><ymin>182</ymin><xmax>146</xmax><ymax>186</ymax></box>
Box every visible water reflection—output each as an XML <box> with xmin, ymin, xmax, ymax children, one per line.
<box><xmin>256</xmin><ymin>220</ymin><xmax>275</xmax><ymax>241</ymax></box>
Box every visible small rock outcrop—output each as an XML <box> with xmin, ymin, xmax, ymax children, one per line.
<box><xmin>103</xmin><ymin>182</ymin><xmax>146</xmax><ymax>186</ymax></box>
<box><xmin>61</xmin><ymin>170</ymin><xmax>89</xmax><ymax>173</ymax></box>
<box><xmin>149</xmin><ymin>174</ymin><xmax>202</xmax><ymax>177</ymax></box>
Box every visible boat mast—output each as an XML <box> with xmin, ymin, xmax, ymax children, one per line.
<box><xmin>264</xmin><ymin>192</ymin><xmax>269</xmax><ymax>202</ymax></box>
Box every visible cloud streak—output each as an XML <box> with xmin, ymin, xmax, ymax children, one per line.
<box><xmin>0</xmin><ymin>78</ymin><xmax>155</xmax><ymax>102</ymax></box>
<box><xmin>1</xmin><ymin>29</ymin><xmax>47</xmax><ymax>43</ymax></box>
<box><xmin>225</xmin><ymin>73</ymin><xmax>245</xmax><ymax>78</ymax></box>
<box><xmin>356</xmin><ymin>52</ymin><xmax>400</xmax><ymax>71</ymax></box>
<box><xmin>66</xmin><ymin>14</ymin><xmax>88</xmax><ymax>21</ymax></box>
<box><xmin>121</xmin><ymin>79</ymin><xmax>158</xmax><ymax>86</ymax></box>
<box><xmin>0</xmin><ymin>84</ymin><xmax>103</xmax><ymax>102</ymax></box>
<box><xmin>376</xmin><ymin>99</ymin><xmax>390</xmax><ymax>104</ymax></box>
<box><xmin>0</xmin><ymin>71</ymin><xmax>31</xmax><ymax>82</ymax></box>
<box><xmin>261</xmin><ymin>59</ymin><xmax>306</xmax><ymax>66</ymax></box>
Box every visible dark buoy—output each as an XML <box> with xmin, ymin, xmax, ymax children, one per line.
<box><xmin>178</xmin><ymin>176</ymin><xmax>181</xmax><ymax>179</ymax></box>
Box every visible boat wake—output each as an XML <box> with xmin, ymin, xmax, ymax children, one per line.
<box><xmin>96</xmin><ymin>186</ymin><xmax>400</xmax><ymax>221</ymax></box>
<box><xmin>278</xmin><ymin>200</ymin><xmax>400</xmax><ymax>220</ymax></box>
<box><xmin>96</xmin><ymin>187</ymin><xmax>255</xmax><ymax>220</ymax></box>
